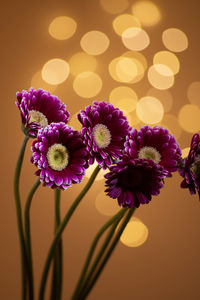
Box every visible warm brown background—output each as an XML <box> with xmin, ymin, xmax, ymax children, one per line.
<box><xmin>1</xmin><ymin>0</ymin><xmax>200</xmax><ymax>299</ymax></box>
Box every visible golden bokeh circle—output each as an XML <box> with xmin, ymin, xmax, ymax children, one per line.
<box><xmin>122</xmin><ymin>27</ymin><xmax>150</xmax><ymax>51</ymax></box>
<box><xmin>73</xmin><ymin>72</ymin><xmax>102</xmax><ymax>98</ymax></box>
<box><xmin>136</xmin><ymin>96</ymin><xmax>164</xmax><ymax>124</ymax></box>
<box><xmin>112</xmin><ymin>14</ymin><xmax>141</xmax><ymax>36</ymax></box>
<box><xmin>42</xmin><ymin>58</ymin><xmax>70</xmax><ymax>85</ymax></box>
<box><xmin>109</xmin><ymin>86</ymin><xmax>138</xmax><ymax>113</ymax></box>
<box><xmin>68</xmin><ymin>113</ymin><xmax>82</xmax><ymax>131</ymax></box>
<box><xmin>178</xmin><ymin>104</ymin><xmax>200</xmax><ymax>133</ymax></box>
<box><xmin>131</xmin><ymin>1</ymin><xmax>161</xmax><ymax>27</ymax></box>
<box><xmin>31</xmin><ymin>70</ymin><xmax>57</xmax><ymax>93</ymax></box>
<box><xmin>153</xmin><ymin>51</ymin><xmax>180</xmax><ymax>75</ymax></box>
<box><xmin>85</xmin><ymin>162</ymin><xmax>107</xmax><ymax>181</ymax></box>
<box><xmin>80</xmin><ymin>31</ymin><xmax>110</xmax><ymax>55</ymax></box>
<box><xmin>146</xmin><ymin>88</ymin><xmax>173</xmax><ymax>112</ymax></box>
<box><xmin>162</xmin><ymin>28</ymin><xmax>188</xmax><ymax>52</ymax></box>
<box><xmin>100</xmin><ymin>0</ymin><xmax>129</xmax><ymax>14</ymax></box>
<box><xmin>95</xmin><ymin>191</ymin><xmax>120</xmax><ymax>216</ymax></box>
<box><xmin>69</xmin><ymin>52</ymin><xmax>97</xmax><ymax>76</ymax></box>
<box><xmin>187</xmin><ymin>82</ymin><xmax>200</xmax><ymax>105</ymax></box>
<box><xmin>116</xmin><ymin>57</ymin><xmax>138</xmax><ymax>82</ymax></box>
<box><xmin>148</xmin><ymin>64</ymin><xmax>174</xmax><ymax>90</ymax></box>
<box><xmin>48</xmin><ymin>16</ymin><xmax>77</xmax><ymax>40</ymax></box>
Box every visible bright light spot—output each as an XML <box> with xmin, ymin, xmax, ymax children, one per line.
<box><xmin>120</xmin><ymin>217</ymin><xmax>148</xmax><ymax>247</ymax></box>
<box><xmin>148</xmin><ymin>64</ymin><xmax>174</xmax><ymax>90</ymax></box>
<box><xmin>85</xmin><ymin>162</ymin><xmax>107</xmax><ymax>181</ymax></box>
<box><xmin>153</xmin><ymin>51</ymin><xmax>180</xmax><ymax>75</ymax></box>
<box><xmin>136</xmin><ymin>96</ymin><xmax>164</xmax><ymax>124</ymax></box>
<box><xmin>95</xmin><ymin>191</ymin><xmax>120</xmax><ymax>216</ymax></box>
<box><xmin>132</xmin><ymin>1</ymin><xmax>161</xmax><ymax>27</ymax></box>
<box><xmin>109</xmin><ymin>86</ymin><xmax>138</xmax><ymax>113</ymax></box>
<box><xmin>187</xmin><ymin>82</ymin><xmax>200</xmax><ymax>105</ymax></box>
<box><xmin>116</xmin><ymin>57</ymin><xmax>138</xmax><ymax>82</ymax></box>
<box><xmin>68</xmin><ymin>113</ymin><xmax>82</xmax><ymax>131</ymax></box>
<box><xmin>73</xmin><ymin>72</ymin><xmax>102</xmax><ymax>98</ymax></box>
<box><xmin>112</xmin><ymin>14</ymin><xmax>141</xmax><ymax>36</ymax></box>
<box><xmin>178</xmin><ymin>104</ymin><xmax>200</xmax><ymax>133</ymax></box>
<box><xmin>100</xmin><ymin>0</ymin><xmax>129</xmax><ymax>14</ymax></box>
<box><xmin>147</xmin><ymin>88</ymin><xmax>173</xmax><ymax>112</ymax></box>
<box><xmin>161</xmin><ymin>114</ymin><xmax>182</xmax><ymax>139</ymax></box>
<box><xmin>48</xmin><ymin>16</ymin><xmax>77</xmax><ymax>40</ymax></box>
<box><xmin>182</xmin><ymin>147</ymin><xmax>190</xmax><ymax>159</ymax></box>
<box><xmin>42</xmin><ymin>59</ymin><xmax>70</xmax><ymax>85</ymax></box>
<box><xmin>122</xmin><ymin>27</ymin><xmax>150</xmax><ymax>51</ymax></box>
<box><xmin>162</xmin><ymin>28</ymin><xmax>188</xmax><ymax>52</ymax></box>
<box><xmin>31</xmin><ymin>70</ymin><xmax>57</xmax><ymax>93</ymax></box>
<box><xmin>69</xmin><ymin>52</ymin><xmax>97</xmax><ymax>76</ymax></box>
<box><xmin>80</xmin><ymin>31</ymin><xmax>110</xmax><ymax>55</ymax></box>
<box><xmin>123</xmin><ymin>51</ymin><xmax>147</xmax><ymax>83</ymax></box>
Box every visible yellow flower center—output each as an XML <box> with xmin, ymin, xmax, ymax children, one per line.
<box><xmin>138</xmin><ymin>146</ymin><xmax>161</xmax><ymax>163</ymax></box>
<box><xmin>191</xmin><ymin>156</ymin><xmax>200</xmax><ymax>179</ymax></box>
<box><xmin>47</xmin><ymin>143</ymin><xmax>69</xmax><ymax>171</ymax></box>
<box><xmin>29</xmin><ymin>110</ymin><xmax>48</xmax><ymax>128</ymax></box>
<box><xmin>92</xmin><ymin>124</ymin><xmax>111</xmax><ymax>149</ymax></box>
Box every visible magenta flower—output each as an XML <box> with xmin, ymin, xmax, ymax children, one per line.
<box><xmin>16</xmin><ymin>88</ymin><xmax>70</xmax><ymax>137</ymax></box>
<box><xmin>124</xmin><ymin>125</ymin><xmax>181</xmax><ymax>177</ymax></box>
<box><xmin>179</xmin><ymin>133</ymin><xmax>200</xmax><ymax>196</ymax></box>
<box><xmin>77</xmin><ymin>101</ymin><xmax>130</xmax><ymax>169</ymax></box>
<box><xmin>105</xmin><ymin>156</ymin><xmax>167</xmax><ymax>208</ymax></box>
<box><xmin>31</xmin><ymin>122</ymin><xmax>88</xmax><ymax>189</ymax></box>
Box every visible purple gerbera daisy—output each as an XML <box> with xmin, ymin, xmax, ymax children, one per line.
<box><xmin>124</xmin><ymin>125</ymin><xmax>181</xmax><ymax>177</ymax></box>
<box><xmin>16</xmin><ymin>88</ymin><xmax>70</xmax><ymax>137</ymax></box>
<box><xmin>31</xmin><ymin>122</ymin><xmax>88</xmax><ymax>189</ymax></box>
<box><xmin>77</xmin><ymin>101</ymin><xmax>130</xmax><ymax>169</ymax></box>
<box><xmin>179</xmin><ymin>133</ymin><xmax>200</xmax><ymax>196</ymax></box>
<box><xmin>105</xmin><ymin>156</ymin><xmax>167</xmax><ymax>208</ymax></box>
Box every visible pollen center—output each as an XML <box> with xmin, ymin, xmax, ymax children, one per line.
<box><xmin>138</xmin><ymin>146</ymin><xmax>161</xmax><ymax>163</ymax></box>
<box><xmin>29</xmin><ymin>110</ymin><xmax>48</xmax><ymax>128</ymax></box>
<box><xmin>191</xmin><ymin>156</ymin><xmax>200</xmax><ymax>179</ymax></box>
<box><xmin>92</xmin><ymin>124</ymin><xmax>111</xmax><ymax>149</ymax></box>
<box><xmin>47</xmin><ymin>143</ymin><xmax>69</xmax><ymax>171</ymax></box>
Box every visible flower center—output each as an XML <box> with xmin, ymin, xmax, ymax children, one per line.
<box><xmin>92</xmin><ymin>124</ymin><xmax>111</xmax><ymax>149</ymax></box>
<box><xmin>29</xmin><ymin>110</ymin><xmax>48</xmax><ymax>128</ymax></box>
<box><xmin>118</xmin><ymin>167</ymin><xmax>143</xmax><ymax>190</ymax></box>
<box><xmin>138</xmin><ymin>146</ymin><xmax>161</xmax><ymax>163</ymax></box>
<box><xmin>191</xmin><ymin>156</ymin><xmax>200</xmax><ymax>179</ymax></box>
<box><xmin>47</xmin><ymin>143</ymin><xmax>69</xmax><ymax>171</ymax></box>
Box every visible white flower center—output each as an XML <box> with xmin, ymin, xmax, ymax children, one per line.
<box><xmin>92</xmin><ymin>124</ymin><xmax>111</xmax><ymax>149</ymax></box>
<box><xmin>191</xmin><ymin>156</ymin><xmax>200</xmax><ymax>179</ymax></box>
<box><xmin>138</xmin><ymin>146</ymin><xmax>161</xmax><ymax>163</ymax></box>
<box><xmin>47</xmin><ymin>143</ymin><xmax>69</xmax><ymax>171</ymax></box>
<box><xmin>29</xmin><ymin>110</ymin><xmax>48</xmax><ymax>128</ymax></box>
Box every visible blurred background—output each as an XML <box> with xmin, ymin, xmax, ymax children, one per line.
<box><xmin>1</xmin><ymin>0</ymin><xmax>200</xmax><ymax>299</ymax></box>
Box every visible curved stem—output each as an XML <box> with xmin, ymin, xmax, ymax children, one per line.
<box><xmin>39</xmin><ymin>165</ymin><xmax>101</xmax><ymax>300</ymax></box>
<box><xmin>71</xmin><ymin>207</ymin><xmax>127</xmax><ymax>300</ymax></box>
<box><xmin>24</xmin><ymin>178</ymin><xmax>40</xmax><ymax>300</ymax></box>
<box><xmin>14</xmin><ymin>135</ymin><xmax>29</xmax><ymax>300</ymax></box>
<box><xmin>81</xmin><ymin>207</ymin><xmax>136</xmax><ymax>300</ymax></box>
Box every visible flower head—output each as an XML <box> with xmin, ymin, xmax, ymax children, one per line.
<box><xmin>179</xmin><ymin>133</ymin><xmax>200</xmax><ymax>195</ymax></box>
<box><xmin>16</xmin><ymin>88</ymin><xmax>70</xmax><ymax>137</ymax></box>
<box><xmin>124</xmin><ymin>125</ymin><xmax>181</xmax><ymax>177</ymax></box>
<box><xmin>105</xmin><ymin>156</ymin><xmax>167</xmax><ymax>208</ymax></box>
<box><xmin>31</xmin><ymin>122</ymin><xmax>88</xmax><ymax>189</ymax></box>
<box><xmin>77</xmin><ymin>101</ymin><xmax>130</xmax><ymax>169</ymax></box>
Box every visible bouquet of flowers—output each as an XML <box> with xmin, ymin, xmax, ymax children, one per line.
<box><xmin>14</xmin><ymin>88</ymin><xmax>200</xmax><ymax>300</ymax></box>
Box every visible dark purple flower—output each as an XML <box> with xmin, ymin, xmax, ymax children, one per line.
<box><xmin>16</xmin><ymin>88</ymin><xmax>70</xmax><ymax>137</ymax></box>
<box><xmin>105</xmin><ymin>156</ymin><xmax>167</xmax><ymax>208</ymax></box>
<box><xmin>31</xmin><ymin>122</ymin><xmax>88</xmax><ymax>189</ymax></box>
<box><xmin>124</xmin><ymin>125</ymin><xmax>181</xmax><ymax>177</ymax></box>
<box><xmin>77</xmin><ymin>101</ymin><xmax>130</xmax><ymax>169</ymax></box>
<box><xmin>179</xmin><ymin>133</ymin><xmax>200</xmax><ymax>195</ymax></box>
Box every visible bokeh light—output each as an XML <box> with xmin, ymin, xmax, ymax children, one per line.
<box><xmin>178</xmin><ymin>104</ymin><xmax>200</xmax><ymax>133</ymax></box>
<box><xmin>80</xmin><ymin>31</ymin><xmax>110</xmax><ymax>55</ymax></box>
<box><xmin>146</xmin><ymin>88</ymin><xmax>173</xmax><ymax>112</ymax></box>
<box><xmin>68</xmin><ymin>113</ymin><xmax>82</xmax><ymax>131</ymax></box>
<box><xmin>69</xmin><ymin>52</ymin><xmax>97</xmax><ymax>76</ymax></box>
<box><xmin>131</xmin><ymin>1</ymin><xmax>161</xmax><ymax>27</ymax></box>
<box><xmin>122</xmin><ymin>27</ymin><xmax>150</xmax><ymax>51</ymax></box>
<box><xmin>120</xmin><ymin>217</ymin><xmax>148</xmax><ymax>247</ymax></box>
<box><xmin>112</xmin><ymin>14</ymin><xmax>141</xmax><ymax>36</ymax></box>
<box><xmin>116</xmin><ymin>57</ymin><xmax>138</xmax><ymax>82</ymax></box>
<box><xmin>85</xmin><ymin>162</ymin><xmax>107</xmax><ymax>181</ymax></box>
<box><xmin>153</xmin><ymin>51</ymin><xmax>180</xmax><ymax>75</ymax></box>
<box><xmin>109</xmin><ymin>86</ymin><xmax>138</xmax><ymax>113</ymax></box>
<box><xmin>100</xmin><ymin>0</ymin><xmax>129</xmax><ymax>14</ymax></box>
<box><xmin>73</xmin><ymin>72</ymin><xmax>102</xmax><ymax>98</ymax></box>
<box><xmin>95</xmin><ymin>191</ymin><xmax>120</xmax><ymax>216</ymax></box>
<box><xmin>42</xmin><ymin>59</ymin><xmax>70</xmax><ymax>85</ymax></box>
<box><xmin>31</xmin><ymin>70</ymin><xmax>57</xmax><ymax>93</ymax></box>
<box><xmin>162</xmin><ymin>28</ymin><xmax>188</xmax><ymax>52</ymax></box>
<box><xmin>182</xmin><ymin>147</ymin><xmax>190</xmax><ymax>159</ymax></box>
<box><xmin>148</xmin><ymin>64</ymin><xmax>174</xmax><ymax>90</ymax></box>
<box><xmin>136</xmin><ymin>96</ymin><xmax>164</xmax><ymax>124</ymax></box>
<box><xmin>187</xmin><ymin>82</ymin><xmax>200</xmax><ymax>105</ymax></box>
<box><xmin>161</xmin><ymin>114</ymin><xmax>182</xmax><ymax>139</ymax></box>
<box><xmin>48</xmin><ymin>16</ymin><xmax>77</xmax><ymax>40</ymax></box>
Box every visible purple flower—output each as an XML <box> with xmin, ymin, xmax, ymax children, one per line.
<box><xmin>124</xmin><ymin>125</ymin><xmax>181</xmax><ymax>177</ymax></box>
<box><xmin>77</xmin><ymin>101</ymin><xmax>130</xmax><ymax>169</ymax></box>
<box><xmin>31</xmin><ymin>122</ymin><xmax>88</xmax><ymax>189</ymax></box>
<box><xmin>179</xmin><ymin>133</ymin><xmax>200</xmax><ymax>195</ymax></box>
<box><xmin>16</xmin><ymin>88</ymin><xmax>70</xmax><ymax>137</ymax></box>
<box><xmin>105</xmin><ymin>156</ymin><xmax>167</xmax><ymax>208</ymax></box>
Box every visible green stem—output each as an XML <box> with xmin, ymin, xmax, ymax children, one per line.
<box><xmin>39</xmin><ymin>165</ymin><xmax>101</xmax><ymax>300</ymax></box>
<box><xmin>24</xmin><ymin>178</ymin><xmax>40</xmax><ymax>300</ymax></box>
<box><xmin>81</xmin><ymin>207</ymin><xmax>136</xmax><ymax>300</ymax></box>
<box><xmin>71</xmin><ymin>207</ymin><xmax>127</xmax><ymax>300</ymax></box>
<box><xmin>14</xmin><ymin>135</ymin><xmax>29</xmax><ymax>300</ymax></box>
